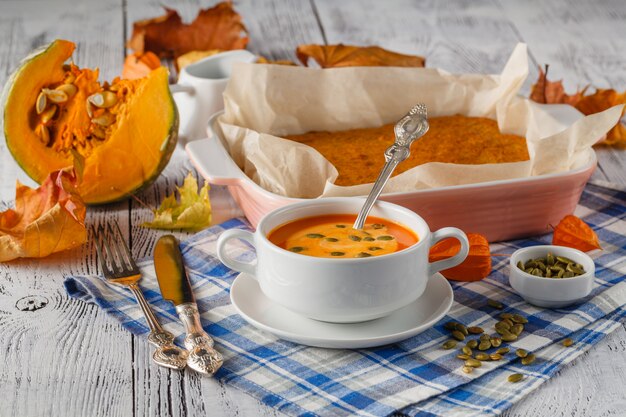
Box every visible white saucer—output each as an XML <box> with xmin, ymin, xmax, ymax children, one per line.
<box><xmin>230</xmin><ymin>272</ymin><xmax>454</xmax><ymax>349</ymax></box>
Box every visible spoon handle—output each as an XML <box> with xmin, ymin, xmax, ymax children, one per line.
<box><xmin>353</xmin><ymin>156</ymin><xmax>401</xmax><ymax>230</ymax></box>
<box><xmin>353</xmin><ymin>104</ymin><xmax>429</xmax><ymax>230</ymax></box>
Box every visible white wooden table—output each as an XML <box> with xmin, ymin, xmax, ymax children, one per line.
<box><xmin>1</xmin><ymin>1</ymin><xmax>625</xmax><ymax>416</ymax></box>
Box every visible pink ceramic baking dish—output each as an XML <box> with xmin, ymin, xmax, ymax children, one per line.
<box><xmin>187</xmin><ymin>108</ymin><xmax>597</xmax><ymax>242</ymax></box>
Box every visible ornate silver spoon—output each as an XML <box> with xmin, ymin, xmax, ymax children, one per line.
<box><xmin>353</xmin><ymin>104</ymin><xmax>429</xmax><ymax>230</ymax></box>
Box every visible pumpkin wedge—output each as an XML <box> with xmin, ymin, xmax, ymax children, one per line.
<box><xmin>2</xmin><ymin>39</ymin><xmax>178</xmax><ymax>204</ymax></box>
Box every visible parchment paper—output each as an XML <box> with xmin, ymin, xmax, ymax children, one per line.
<box><xmin>218</xmin><ymin>44</ymin><xmax>624</xmax><ymax>198</ymax></box>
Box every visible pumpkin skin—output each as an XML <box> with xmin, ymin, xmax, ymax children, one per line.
<box><xmin>2</xmin><ymin>39</ymin><xmax>178</xmax><ymax>204</ymax></box>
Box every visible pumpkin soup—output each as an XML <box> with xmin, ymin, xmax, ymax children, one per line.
<box><xmin>268</xmin><ymin>214</ymin><xmax>418</xmax><ymax>258</ymax></box>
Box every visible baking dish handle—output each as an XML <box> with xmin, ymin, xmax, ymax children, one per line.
<box><xmin>186</xmin><ymin>136</ymin><xmax>245</xmax><ymax>186</ymax></box>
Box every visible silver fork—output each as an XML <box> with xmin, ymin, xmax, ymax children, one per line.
<box><xmin>92</xmin><ymin>222</ymin><xmax>188</xmax><ymax>370</ymax></box>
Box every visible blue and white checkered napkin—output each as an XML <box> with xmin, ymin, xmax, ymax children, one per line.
<box><xmin>64</xmin><ymin>183</ymin><xmax>626</xmax><ymax>417</ymax></box>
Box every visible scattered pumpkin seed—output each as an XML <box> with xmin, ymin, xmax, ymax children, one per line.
<box><xmin>306</xmin><ymin>233</ymin><xmax>324</xmax><ymax>238</ymax></box>
<box><xmin>521</xmin><ymin>353</ymin><xmax>536</xmax><ymax>365</ymax></box>
<box><xmin>508</xmin><ymin>373</ymin><xmax>524</xmax><ymax>383</ymax></box>
<box><xmin>501</xmin><ymin>333</ymin><xmax>518</xmax><ymax>342</ymax></box>
<box><xmin>500</xmin><ymin>313</ymin><xmax>514</xmax><ymax>320</ymax></box>
<box><xmin>377</xmin><ymin>235</ymin><xmax>394</xmax><ymax>241</ymax></box>
<box><xmin>515</xmin><ymin>349</ymin><xmax>528</xmax><ymax>358</ymax></box>
<box><xmin>35</xmin><ymin>91</ymin><xmax>47</xmax><ymax>114</ymax></box>
<box><xmin>488</xmin><ymin>299</ymin><xmax>504</xmax><ymax>309</ymax></box>
<box><xmin>562</xmin><ymin>338</ymin><xmax>574</xmax><ymax>347</ymax></box>
<box><xmin>355</xmin><ymin>252</ymin><xmax>372</xmax><ymax>258</ymax></box>
<box><xmin>372</xmin><ymin>223</ymin><xmax>384</xmax><ymax>229</ymax></box>
<box><xmin>335</xmin><ymin>225</ymin><xmax>346</xmax><ymax>228</ymax></box>
<box><xmin>479</xmin><ymin>334</ymin><xmax>491</xmax><ymax>341</ymax></box>
<box><xmin>442</xmin><ymin>340</ymin><xmax>457</xmax><ymax>350</ymax></box>
<box><xmin>369</xmin><ymin>246</ymin><xmax>382</xmax><ymax>251</ymax></box>
<box><xmin>289</xmin><ymin>247</ymin><xmax>305</xmax><ymax>253</ymax></box>
<box><xmin>475</xmin><ymin>352</ymin><xmax>490</xmax><ymax>361</ymax></box>
<box><xmin>363</xmin><ymin>237</ymin><xmax>375</xmax><ymax>241</ymax></box>
<box><xmin>462</xmin><ymin>346</ymin><xmax>473</xmax><ymax>355</ymax></box>
<box><xmin>330</xmin><ymin>251</ymin><xmax>345</xmax><ymax>256</ymax></box>
<box><xmin>465</xmin><ymin>358</ymin><xmax>482</xmax><ymax>368</ymax></box>
<box><xmin>495</xmin><ymin>321</ymin><xmax>511</xmax><ymax>332</ymax></box>
<box><xmin>468</xmin><ymin>326</ymin><xmax>484</xmax><ymax>334</ymax></box>
<box><xmin>478</xmin><ymin>340</ymin><xmax>491</xmax><ymax>351</ymax></box>
<box><xmin>466</xmin><ymin>340</ymin><xmax>478</xmax><ymax>349</ymax></box>
<box><xmin>324</xmin><ymin>237</ymin><xmax>339</xmax><ymax>242</ymax></box>
<box><xmin>457</xmin><ymin>353</ymin><xmax>471</xmax><ymax>360</ymax></box>
<box><xmin>510</xmin><ymin>324</ymin><xmax>524</xmax><ymax>336</ymax></box>
<box><xmin>496</xmin><ymin>327</ymin><xmax>512</xmax><ymax>336</ymax></box>
<box><xmin>348</xmin><ymin>235</ymin><xmax>362</xmax><ymax>242</ymax></box>
<box><xmin>512</xmin><ymin>314</ymin><xmax>528</xmax><ymax>324</ymax></box>
<box><xmin>462</xmin><ymin>365</ymin><xmax>473</xmax><ymax>374</ymax></box>
<box><xmin>451</xmin><ymin>330</ymin><xmax>466</xmax><ymax>341</ymax></box>
<box><xmin>496</xmin><ymin>347</ymin><xmax>510</xmax><ymax>355</ymax></box>
<box><xmin>444</xmin><ymin>321</ymin><xmax>458</xmax><ymax>330</ymax></box>
<box><xmin>455</xmin><ymin>323</ymin><xmax>469</xmax><ymax>336</ymax></box>
<box><xmin>489</xmin><ymin>353</ymin><xmax>502</xmax><ymax>361</ymax></box>
<box><xmin>490</xmin><ymin>337</ymin><xmax>502</xmax><ymax>348</ymax></box>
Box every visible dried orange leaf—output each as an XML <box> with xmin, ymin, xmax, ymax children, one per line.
<box><xmin>176</xmin><ymin>49</ymin><xmax>221</xmax><ymax>71</ymax></box>
<box><xmin>128</xmin><ymin>2</ymin><xmax>248</xmax><ymax>59</ymax></box>
<box><xmin>529</xmin><ymin>65</ymin><xmax>587</xmax><ymax>106</ymax></box>
<box><xmin>429</xmin><ymin>233</ymin><xmax>491</xmax><ymax>281</ymax></box>
<box><xmin>552</xmin><ymin>214</ymin><xmax>601</xmax><ymax>252</ymax></box>
<box><xmin>529</xmin><ymin>65</ymin><xmax>626</xmax><ymax>146</ymax></box>
<box><xmin>575</xmin><ymin>89</ymin><xmax>626</xmax><ymax>146</ymax></box>
<box><xmin>296</xmin><ymin>44</ymin><xmax>425</xmax><ymax>68</ymax></box>
<box><xmin>256</xmin><ymin>56</ymin><xmax>297</xmax><ymax>66</ymax></box>
<box><xmin>0</xmin><ymin>169</ymin><xmax>87</xmax><ymax>262</ymax></box>
<box><xmin>122</xmin><ymin>51</ymin><xmax>162</xmax><ymax>80</ymax></box>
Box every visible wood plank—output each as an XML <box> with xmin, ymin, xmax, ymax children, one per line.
<box><xmin>122</xmin><ymin>0</ymin><xmax>324</xmax><ymax>416</ymax></box>
<box><xmin>0</xmin><ymin>1</ymin><xmax>135</xmax><ymax>417</ymax></box>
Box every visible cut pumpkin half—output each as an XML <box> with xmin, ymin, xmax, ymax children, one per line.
<box><xmin>2</xmin><ymin>39</ymin><xmax>178</xmax><ymax>204</ymax></box>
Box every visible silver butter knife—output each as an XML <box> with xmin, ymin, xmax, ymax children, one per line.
<box><xmin>153</xmin><ymin>235</ymin><xmax>224</xmax><ymax>376</ymax></box>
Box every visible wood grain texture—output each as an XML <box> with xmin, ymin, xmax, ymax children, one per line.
<box><xmin>0</xmin><ymin>2</ymin><xmax>136</xmax><ymax>417</ymax></box>
<box><xmin>1</xmin><ymin>0</ymin><xmax>625</xmax><ymax>416</ymax></box>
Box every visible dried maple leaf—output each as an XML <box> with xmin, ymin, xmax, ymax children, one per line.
<box><xmin>0</xmin><ymin>169</ymin><xmax>87</xmax><ymax>262</ymax></box>
<box><xmin>128</xmin><ymin>2</ymin><xmax>248</xmax><ymax>59</ymax></box>
<box><xmin>552</xmin><ymin>214</ymin><xmax>601</xmax><ymax>252</ymax></box>
<box><xmin>256</xmin><ymin>56</ymin><xmax>297</xmax><ymax>66</ymax></box>
<box><xmin>176</xmin><ymin>49</ymin><xmax>221</xmax><ymax>71</ymax></box>
<box><xmin>530</xmin><ymin>65</ymin><xmax>626</xmax><ymax>146</ymax></box>
<box><xmin>530</xmin><ymin>65</ymin><xmax>587</xmax><ymax>105</ymax></box>
<box><xmin>142</xmin><ymin>173</ymin><xmax>211</xmax><ymax>231</ymax></box>
<box><xmin>296</xmin><ymin>44</ymin><xmax>425</xmax><ymax>68</ymax></box>
<box><xmin>428</xmin><ymin>233</ymin><xmax>491</xmax><ymax>281</ymax></box>
<box><xmin>574</xmin><ymin>89</ymin><xmax>626</xmax><ymax>146</ymax></box>
<box><xmin>122</xmin><ymin>51</ymin><xmax>161</xmax><ymax>80</ymax></box>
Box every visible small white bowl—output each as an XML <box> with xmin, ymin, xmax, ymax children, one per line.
<box><xmin>509</xmin><ymin>245</ymin><xmax>595</xmax><ymax>308</ymax></box>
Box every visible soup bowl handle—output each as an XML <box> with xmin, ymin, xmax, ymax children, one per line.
<box><xmin>427</xmin><ymin>227</ymin><xmax>470</xmax><ymax>276</ymax></box>
<box><xmin>216</xmin><ymin>229</ymin><xmax>257</xmax><ymax>277</ymax></box>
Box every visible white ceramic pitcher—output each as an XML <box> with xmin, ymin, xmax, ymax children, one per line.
<box><xmin>171</xmin><ymin>49</ymin><xmax>256</xmax><ymax>143</ymax></box>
